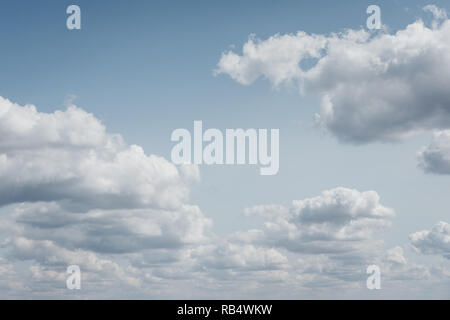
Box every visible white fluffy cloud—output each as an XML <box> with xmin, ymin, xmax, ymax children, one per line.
<box><xmin>410</xmin><ymin>222</ymin><xmax>450</xmax><ymax>259</ymax></box>
<box><xmin>241</xmin><ymin>188</ymin><xmax>395</xmax><ymax>254</ymax></box>
<box><xmin>216</xmin><ymin>8</ymin><xmax>450</xmax><ymax>143</ymax></box>
<box><xmin>199</xmin><ymin>242</ymin><xmax>288</xmax><ymax>271</ymax></box>
<box><xmin>234</xmin><ymin>189</ymin><xmax>443</xmax><ymax>291</ymax></box>
<box><xmin>418</xmin><ymin>130</ymin><xmax>450</xmax><ymax>174</ymax></box>
<box><xmin>386</xmin><ymin>246</ymin><xmax>407</xmax><ymax>265</ymax></box>
<box><xmin>0</xmin><ymin>96</ymin><xmax>189</xmax><ymax>210</ymax></box>
<box><xmin>228</xmin><ymin>188</ymin><xmax>400</xmax><ymax>287</ymax></box>
<box><xmin>215</xmin><ymin>32</ymin><xmax>327</xmax><ymax>86</ymax></box>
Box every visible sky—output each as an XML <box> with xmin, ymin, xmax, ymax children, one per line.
<box><xmin>0</xmin><ymin>0</ymin><xmax>449</xmax><ymax>299</ymax></box>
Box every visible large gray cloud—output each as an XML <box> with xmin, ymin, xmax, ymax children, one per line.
<box><xmin>216</xmin><ymin>7</ymin><xmax>450</xmax><ymax>144</ymax></box>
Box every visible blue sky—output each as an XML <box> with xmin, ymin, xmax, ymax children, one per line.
<box><xmin>0</xmin><ymin>0</ymin><xmax>449</xmax><ymax>298</ymax></box>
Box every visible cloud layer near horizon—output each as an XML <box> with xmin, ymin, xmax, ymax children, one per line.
<box><xmin>1</xmin><ymin>53</ymin><xmax>450</xmax><ymax>298</ymax></box>
<box><xmin>0</xmin><ymin>96</ymin><xmax>449</xmax><ymax>298</ymax></box>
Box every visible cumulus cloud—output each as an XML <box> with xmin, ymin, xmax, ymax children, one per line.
<box><xmin>381</xmin><ymin>246</ymin><xmax>431</xmax><ymax>282</ymax></box>
<box><xmin>386</xmin><ymin>246</ymin><xmax>407</xmax><ymax>265</ymax></box>
<box><xmin>216</xmin><ymin>8</ymin><xmax>450</xmax><ymax>143</ymax></box>
<box><xmin>241</xmin><ymin>188</ymin><xmax>395</xmax><ymax>254</ymax></box>
<box><xmin>217</xmin><ymin>187</ymin><xmax>401</xmax><ymax>289</ymax></box>
<box><xmin>0</xmin><ymin>96</ymin><xmax>189</xmax><ymax>210</ymax></box>
<box><xmin>410</xmin><ymin>222</ymin><xmax>450</xmax><ymax>259</ymax></box>
<box><xmin>200</xmin><ymin>242</ymin><xmax>288</xmax><ymax>271</ymax></box>
<box><xmin>215</xmin><ymin>32</ymin><xmax>327</xmax><ymax>86</ymax></box>
<box><xmin>233</xmin><ymin>191</ymin><xmax>443</xmax><ymax>290</ymax></box>
<box><xmin>418</xmin><ymin>130</ymin><xmax>450</xmax><ymax>174</ymax></box>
